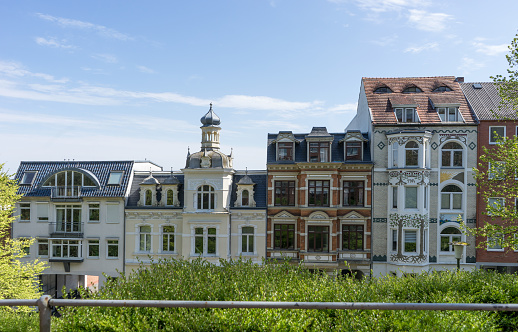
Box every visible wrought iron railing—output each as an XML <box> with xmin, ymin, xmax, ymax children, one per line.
<box><xmin>48</xmin><ymin>222</ymin><xmax>84</xmax><ymax>238</ymax></box>
<box><xmin>50</xmin><ymin>186</ymin><xmax>81</xmax><ymax>199</ymax></box>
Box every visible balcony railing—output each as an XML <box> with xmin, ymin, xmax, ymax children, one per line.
<box><xmin>49</xmin><ymin>222</ymin><xmax>84</xmax><ymax>238</ymax></box>
<box><xmin>50</xmin><ymin>186</ymin><xmax>82</xmax><ymax>199</ymax></box>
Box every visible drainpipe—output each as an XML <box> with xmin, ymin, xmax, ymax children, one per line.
<box><xmin>370</xmin><ymin>164</ymin><xmax>374</xmax><ymax>278</ymax></box>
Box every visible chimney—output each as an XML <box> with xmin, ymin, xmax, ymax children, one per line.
<box><xmin>455</xmin><ymin>77</ymin><xmax>464</xmax><ymax>83</ymax></box>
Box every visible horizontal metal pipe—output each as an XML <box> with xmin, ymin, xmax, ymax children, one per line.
<box><xmin>48</xmin><ymin>300</ymin><xmax>518</xmax><ymax>312</ymax></box>
<box><xmin>0</xmin><ymin>299</ymin><xmax>39</xmax><ymax>307</ymax></box>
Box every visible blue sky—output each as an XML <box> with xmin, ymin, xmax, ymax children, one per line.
<box><xmin>0</xmin><ymin>1</ymin><xmax>517</xmax><ymax>173</ymax></box>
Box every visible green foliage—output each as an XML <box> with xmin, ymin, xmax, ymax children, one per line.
<box><xmin>52</xmin><ymin>259</ymin><xmax>518</xmax><ymax>331</ymax></box>
<box><xmin>492</xmin><ymin>32</ymin><xmax>518</xmax><ymax>111</ymax></box>
<box><xmin>0</xmin><ymin>163</ymin><xmax>46</xmax><ymax>311</ymax></box>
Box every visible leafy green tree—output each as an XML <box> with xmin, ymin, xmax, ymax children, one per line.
<box><xmin>492</xmin><ymin>32</ymin><xmax>518</xmax><ymax>110</ymax></box>
<box><xmin>0</xmin><ymin>163</ymin><xmax>46</xmax><ymax>309</ymax></box>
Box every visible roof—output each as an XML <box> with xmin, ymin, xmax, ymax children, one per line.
<box><xmin>363</xmin><ymin>76</ymin><xmax>476</xmax><ymax>125</ymax></box>
<box><xmin>230</xmin><ymin>173</ymin><xmax>267</xmax><ymax>209</ymax></box>
<box><xmin>15</xmin><ymin>161</ymin><xmax>134</xmax><ymax>197</ymax></box>
<box><xmin>126</xmin><ymin>173</ymin><xmax>185</xmax><ymax>207</ymax></box>
<box><xmin>460</xmin><ymin>82</ymin><xmax>517</xmax><ymax>120</ymax></box>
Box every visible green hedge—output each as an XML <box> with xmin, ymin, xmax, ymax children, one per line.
<box><xmin>30</xmin><ymin>259</ymin><xmax>518</xmax><ymax>330</ymax></box>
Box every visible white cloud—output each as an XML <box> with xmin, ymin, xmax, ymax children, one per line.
<box><xmin>36</xmin><ymin>13</ymin><xmax>133</xmax><ymax>41</ymax></box>
<box><xmin>408</xmin><ymin>10</ymin><xmax>452</xmax><ymax>32</ymax></box>
<box><xmin>351</xmin><ymin>0</ymin><xmax>430</xmax><ymax>13</ymax></box>
<box><xmin>35</xmin><ymin>37</ymin><xmax>75</xmax><ymax>49</ymax></box>
<box><xmin>473</xmin><ymin>42</ymin><xmax>509</xmax><ymax>56</ymax></box>
<box><xmin>457</xmin><ymin>57</ymin><xmax>485</xmax><ymax>73</ymax></box>
<box><xmin>137</xmin><ymin>65</ymin><xmax>155</xmax><ymax>74</ymax></box>
<box><xmin>0</xmin><ymin>61</ymin><xmax>68</xmax><ymax>83</ymax></box>
<box><xmin>404</xmin><ymin>42</ymin><xmax>438</xmax><ymax>53</ymax></box>
<box><xmin>91</xmin><ymin>54</ymin><xmax>118</xmax><ymax>63</ymax></box>
<box><xmin>327</xmin><ymin>103</ymin><xmax>357</xmax><ymax>112</ymax></box>
<box><xmin>370</xmin><ymin>34</ymin><xmax>398</xmax><ymax>47</ymax></box>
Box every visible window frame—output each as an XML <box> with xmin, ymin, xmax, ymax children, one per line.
<box><xmin>342</xmin><ymin>224</ymin><xmax>364</xmax><ymax>251</ymax></box>
<box><xmin>403</xmin><ymin>230</ymin><xmax>417</xmax><ymax>253</ymax></box>
<box><xmin>161</xmin><ymin>225</ymin><xmax>175</xmax><ymax>253</ymax></box>
<box><xmin>308</xmin><ymin>142</ymin><xmax>330</xmax><ymax>162</ymax></box>
<box><xmin>37</xmin><ymin>239</ymin><xmax>49</xmax><ymax>257</ymax></box>
<box><xmin>240</xmin><ymin>226</ymin><xmax>255</xmax><ymax>254</ymax></box>
<box><xmin>139</xmin><ymin>225</ymin><xmax>152</xmax><ymax>253</ymax></box>
<box><xmin>392</xmin><ymin>186</ymin><xmax>398</xmax><ymax>209</ymax></box>
<box><xmin>277</xmin><ymin>142</ymin><xmax>294</xmax><ymax>161</ymax></box>
<box><xmin>488</xmin><ymin>161</ymin><xmax>506</xmax><ymax>180</ymax></box>
<box><xmin>437</xmin><ymin>107</ymin><xmax>461</xmax><ymax>122</ymax></box>
<box><xmin>404</xmin><ymin>186</ymin><xmax>418</xmax><ymax>210</ymax></box>
<box><xmin>439</xmin><ymin>227</ymin><xmax>462</xmax><ymax>252</ymax></box>
<box><xmin>404</xmin><ymin>141</ymin><xmax>419</xmax><ymax>167</ymax></box>
<box><xmin>489</xmin><ymin>126</ymin><xmax>506</xmax><ymax>144</ymax></box>
<box><xmin>307</xmin><ymin>225</ymin><xmax>329</xmax><ymax>252</ymax></box>
<box><xmin>308</xmin><ymin>180</ymin><xmax>330</xmax><ymax>207</ymax></box>
<box><xmin>87</xmin><ymin>239</ymin><xmax>100</xmax><ymax>259</ymax></box>
<box><xmin>241</xmin><ymin>190</ymin><xmax>249</xmax><ymax>206</ymax></box>
<box><xmin>107</xmin><ymin>171</ymin><xmax>124</xmax><ymax>185</ymax></box>
<box><xmin>193</xmin><ymin>227</ymin><xmax>217</xmax><ymax>256</ymax></box>
<box><xmin>274</xmin><ymin>181</ymin><xmax>295</xmax><ymax>206</ymax></box>
<box><xmin>273</xmin><ymin>224</ymin><xmax>295</xmax><ymax>250</ymax></box>
<box><xmin>20</xmin><ymin>171</ymin><xmax>37</xmax><ymax>185</ymax></box>
<box><xmin>50</xmin><ymin>239</ymin><xmax>82</xmax><ymax>259</ymax></box>
<box><xmin>441</xmin><ymin>142</ymin><xmax>464</xmax><ymax>168</ymax></box>
<box><xmin>88</xmin><ymin>203</ymin><xmax>100</xmax><ymax>223</ymax></box>
<box><xmin>488</xmin><ymin>197</ymin><xmax>504</xmax><ymax>216</ymax></box>
<box><xmin>106</xmin><ymin>239</ymin><xmax>119</xmax><ymax>259</ymax></box>
<box><xmin>440</xmin><ymin>185</ymin><xmax>463</xmax><ymax>211</ymax></box>
<box><xmin>487</xmin><ymin>234</ymin><xmax>504</xmax><ymax>252</ymax></box>
<box><xmin>19</xmin><ymin>203</ymin><xmax>31</xmax><ymax>222</ymax></box>
<box><xmin>197</xmin><ymin>185</ymin><xmax>215</xmax><ymax>210</ymax></box>
<box><xmin>343</xmin><ymin>181</ymin><xmax>364</xmax><ymax>207</ymax></box>
<box><xmin>395</xmin><ymin>108</ymin><xmax>418</xmax><ymax>123</ymax></box>
<box><xmin>345</xmin><ymin>141</ymin><xmax>362</xmax><ymax>161</ymax></box>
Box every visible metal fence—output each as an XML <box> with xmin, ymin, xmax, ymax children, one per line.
<box><xmin>3</xmin><ymin>296</ymin><xmax>518</xmax><ymax>332</ymax></box>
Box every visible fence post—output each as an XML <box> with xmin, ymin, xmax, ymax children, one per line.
<box><xmin>37</xmin><ymin>295</ymin><xmax>51</xmax><ymax>332</ymax></box>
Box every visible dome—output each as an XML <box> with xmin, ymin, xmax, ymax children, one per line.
<box><xmin>163</xmin><ymin>173</ymin><xmax>180</xmax><ymax>185</ymax></box>
<box><xmin>141</xmin><ymin>173</ymin><xmax>160</xmax><ymax>185</ymax></box>
<box><xmin>237</xmin><ymin>175</ymin><xmax>255</xmax><ymax>185</ymax></box>
<box><xmin>185</xmin><ymin>149</ymin><xmax>232</xmax><ymax>169</ymax></box>
<box><xmin>200</xmin><ymin>103</ymin><xmax>221</xmax><ymax>127</ymax></box>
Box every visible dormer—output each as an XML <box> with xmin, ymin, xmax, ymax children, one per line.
<box><xmin>138</xmin><ymin>172</ymin><xmax>159</xmax><ymax>207</ymax></box>
<box><xmin>271</xmin><ymin>131</ymin><xmax>300</xmax><ymax>162</ymax></box>
<box><xmin>340</xmin><ymin>130</ymin><xmax>368</xmax><ymax>161</ymax></box>
<box><xmin>160</xmin><ymin>171</ymin><xmax>180</xmax><ymax>207</ymax></box>
<box><xmin>429</xmin><ymin>96</ymin><xmax>463</xmax><ymax>123</ymax></box>
<box><xmin>389</xmin><ymin>96</ymin><xmax>420</xmax><ymax>123</ymax></box>
<box><xmin>40</xmin><ymin>168</ymin><xmax>100</xmax><ymax>200</ymax></box>
<box><xmin>305</xmin><ymin>127</ymin><xmax>333</xmax><ymax>162</ymax></box>
<box><xmin>234</xmin><ymin>171</ymin><xmax>256</xmax><ymax>207</ymax></box>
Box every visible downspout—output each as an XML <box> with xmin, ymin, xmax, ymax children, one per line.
<box><xmin>370</xmin><ymin>163</ymin><xmax>374</xmax><ymax>278</ymax></box>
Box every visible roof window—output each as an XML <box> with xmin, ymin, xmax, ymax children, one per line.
<box><xmin>107</xmin><ymin>171</ymin><xmax>123</xmax><ymax>185</ymax></box>
<box><xmin>403</xmin><ymin>86</ymin><xmax>423</xmax><ymax>93</ymax></box>
<box><xmin>433</xmin><ymin>86</ymin><xmax>452</xmax><ymax>92</ymax></box>
<box><xmin>374</xmin><ymin>86</ymin><xmax>392</xmax><ymax>94</ymax></box>
<box><xmin>20</xmin><ymin>171</ymin><xmax>37</xmax><ymax>185</ymax></box>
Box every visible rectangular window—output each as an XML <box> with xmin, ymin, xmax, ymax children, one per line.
<box><xmin>241</xmin><ymin>227</ymin><xmax>254</xmax><ymax>253</ymax></box>
<box><xmin>395</xmin><ymin>108</ymin><xmax>418</xmax><ymax>122</ymax></box>
<box><xmin>19</xmin><ymin>203</ymin><xmax>31</xmax><ymax>222</ymax></box>
<box><xmin>88</xmin><ymin>204</ymin><xmax>100</xmax><ymax>222</ymax></box>
<box><xmin>346</xmin><ymin>142</ymin><xmax>362</xmax><ymax>161</ymax></box>
<box><xmin>438</xmin><ymin>107</ymin><xmax>461</xmax><ymax>122</ymax></box>
<box><xmin>107</xmin><ymin>240</ymin><xmax>119</xmax><ymax>258</ymax></box>
<box><xmin>308</xmin><ymin>180</ymin><xmax>330</xmax><ymax>206</ymax></box>
<box><xmin>106</xmin><ymin>203</ymin><xmax>119</xmax><ymax>223</ymax></box>
<box><xmin>488</xmin><ymin>234</ymin><xmax>504</xmax><ymax>251</ymax></box>
<box><xmin>87</xmin><ymin>240</ymin><xmax>100</xmax><ymax>258</ymax></box>
<box><xmin>489</xmin><ymin>126</ymin><xmax>506</xmax><ymax>144</ymax></box>
<box><xmin>38</xmin><ymin>239</ymin><xmax>48</xmax><ymax>257</ymax></box>
<box><xmin>343</xmin><ymin>181</ymin><xmax>364</xmax><ymax>206</ymax></box>
<box><xmin>342</xmin><ymin>225</ymin><xmax>364</xmax><ymax>250</ymax></box>
<box><xmin>405</xmin><ymin>187</ymin><xmax>418</xmax><ymax>209</ymax></box>
<box><xmin>274</xmin><ymin>224</ymin><xmax>295</xmax><ymax>250</ymax></box>
<box><xmin>404</xmin><ymin>230</ymin><xmax>417</xmax><ymax>253</ymax></box>
<box><xmin>162</xmin><ymin>226</ymin><xmax>175</xmax><ymax>252</ymax></box>
<box><xmin>194</xmin><ymin>227</ymin><xmax>216</xmax><ymax>255</ymax></box>
<box><xmin>392</xmin><ymin>187</ymin><xmax>398</xmax><ymax>209</ymax></box>
<box><xmin>424</xmin><ymin>186</ymin><xmax>428</xmax><ymax>209</ymax></box>
<box><xmin>139</xmin><ymin>225</ymin><xmax>151</xmax><ymax>252</ymax></box>
<box><xmin>36</xmin><ymin>202</ymin><xmax>49</xmax><ymax>222</ymax></box>
<box><xmin>309</xmin><ymin>142</ymin><xmax>329</xmax><ymax>162</ymax></box>
<box><xmin>277</xmin><ymin>142</ymin><xmax>293</xmax><ymax>161</ymax></box>
<box><xmin>51</xmin><ymin>240</ymin><xmax>81</xmax><ymax>259</ymax></box>
<box><xmin>20</xmin><ymin>171</ymin><xmax>37</xmax><ymax>185</ymax></box>
<box><xmin>308</xmin><ymin>226</ymin><xmax>329</xmax><ymax>252</ymax></box>
<box><xmin>194</xmin><ymin>228</ymin><xmax>204</xmax><ymax>254</ymax></box>
<box><xmin>488</xmin><ymin>197</ymin><xmax>504</xmax><ymax>216</ymax></box>
<box><xmin>488</xmin><ymin>162</ymin><xmax>506</xmax><ymax>180</ymax></box>
<box><xmin>392</xmin><ymin>142</ymin><xmax>399</xmax><ymax>167</ymax></box>
<box><xmin>274</xmin><ymin>181</ymin><xmax>295</xmax><ymax>206</ymax></box>
<box><xmin>207</xmin><ymin>228</ymin><xmax>217</xmax><ymax>254</ymax></box>
<box><xmin>107</xmin><ymin>171</ymin><xmax>123</xmax><ymax>185</ymax></box>
<box><xmin>392</xmin><ymin>229</ymin><xmax>398</xmax><ymax>251</ymax></box>
<box><xmin>55</xmin><ymin>205</ymin><xmax>82</xmax><ymax>233</ymax></box>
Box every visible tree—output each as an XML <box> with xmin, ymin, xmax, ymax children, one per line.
<box><xmin>0</xmin><ymin>163</ymin><xmax>46</xmax><ymax>309</ymax></box>
<box><xmin>492</xmin><ymin>32</ymin><xmax>518</xmax><ymax>111</ymax></box>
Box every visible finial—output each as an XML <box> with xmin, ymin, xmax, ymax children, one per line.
<box><xmin>210</xmin><ymin>102</ymin><xmax>213</xmax><ymax>110</ymax></box>
<box><xmin>245</xmin><ymin>167</ymin><xmax>248</xmax><ymax>175</ymax></box>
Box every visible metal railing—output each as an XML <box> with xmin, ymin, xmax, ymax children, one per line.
<box><xmin>48</xmin><ymin>222</ymin><xmax>84</xmax><ymax>237</ymax></box>
<box><xmin>3</xmin><ymin>296</ymin><xmax>518</xmax><ymax>332</ymax></box>
<box><xmin>51</xmin><ymin>186</ymin><xmax>81</xmax><ymax>199</ymax></box>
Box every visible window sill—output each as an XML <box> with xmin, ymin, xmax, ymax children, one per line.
<box><xmin>18</xmin><ymin>220</ymin><xmax>31</xmax><ymax>223</ymax></box>
<box><xmin>106</xmin><ymin>257</ymin><xmax>119</xmax><ymax>260</ymax></box>
<box><xmin>87</xmin><ymin>221</ymin><xmax>101</xmax><ymax>223</ymax></box>
<box><xmin>87</xmin><ymin>257</ymin><xmax>100</xmax><ymax>260</ymax></box>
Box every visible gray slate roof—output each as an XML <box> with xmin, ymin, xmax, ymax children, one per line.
<box><xmin>460</xmin><ymin>82</ymin><xmax>517</xmax><ymax>120</ymax></box>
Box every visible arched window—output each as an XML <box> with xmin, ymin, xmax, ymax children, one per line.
<box><xmin>403</xmin><ymin>86</ymin><xmax>422</xmax><ymax>93</ymax></box>
<box><xmin>242</xmin><ymin>190</ymin><xmax>249</xmax><ymax>206</ymax></box>
<box><xmin>166</xmin><ymin>190</ymin><xmax>174</xmax><ymax>206</ymax></box>
<box><xmin>139</xmin><ymin>225</ymin><xmax>151</xmax><ymax>252</ymax></box>
<box><xmin>441</xmin><ymin>185</ymin><xmax>462</xmax><ymax>210</ymax></box>
<box><xmin>442</xmin><ymin>142</ymin><xmax>463</xmax><ymax>167</ymax></box>
<box><xmin>440</xmin><ymin>227</ymin><xmax>461</xmax><ymax>252</ymax></box>
<box><xmin>42</xmin><ymin>170</ymin><xmax>96</xmax><ymax>187</ymax></box>
<box><xmin>405</xmin><ymin>141</ymin><xmax>419</xmax><ymax>167</ymax></box>
<box><xmin>197</xmin><ymin>185</ymin><xmax>215</xmax><ymax>210</ymax></box>
<box><xmin>433</xmin><ymin>86</ymin><xmax>452</xmax><ymax>92</ymax></box>
<box><xmin>145</xmin><ymin>190</ymin><xmax>152</xmax><ymax>206</ymax></box>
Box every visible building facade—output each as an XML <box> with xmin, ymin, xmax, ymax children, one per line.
<box><xmin>266</xmin><ymin>127</ymin><xmax>373</xmax><ymax>276</ymax></box>
<box><xmin>347</xmin><ymin>76</ymin><xmax>478</xmax><ymax>276</ymax></box>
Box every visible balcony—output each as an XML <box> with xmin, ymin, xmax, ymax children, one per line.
<box><xmin>50</xmin><ymin>186</ymin><xmax>82</xmax><ymax>201</ymax></box>
<box><xmin>49</xmin><ymin>222</ymin><xmax>84</xmax><ymax>238</ymax></box>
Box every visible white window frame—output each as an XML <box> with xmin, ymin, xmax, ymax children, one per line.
<box><xmin>107</xmin><ymin>171</ymin><xmax>123</xmax><ymax>185</ymax></box>
<box><xmin>439</xmin><ymin>226</ymin><xmax>462</xmax><ymax>253</ymax></box>
<box><xmin>391</xmin><ymin>186</ymin><xmax>398</xmax><ymax>210</ymax></box>
<box><xmin>88</xmin><ymin>203</ymin><xmax>100</xmax><ymax>223</ymax></box>
<box><xmin>239</xmin><ymin>226</ymin><xmax>256</xmax><ymax>255</ymax></box>
<box><xmin>487</xmin><ymin>234</ymin><xmax>504</xmax><ymax>252</ymax></box>
<box><xmin>488</xmin><ymin>161</ymin><xmax>506</xmax><ymax>180</ymax></box>
<box><xmin>489</xmin><ymin>126</ymin><xmax>506</xmax><ymax>144</ymax></box>
<box><xmin>404</xmin><ymin>141</ymin><xmax>420</xmax><ymax>167</ymax></box>
<box><xmin>441</xmin><ymin>142</ymin><xmax>464</xmax><ymax>168</ymax></box>
<box><xmin>20</xmin><ymin>171</ymin><xmax>37</xmax><ymax>185</ymax></box>
<box><xmin>138</xmin><ymin>225</ymin><xmax>152</xmax><ymax>253</ymax></box>
<box><xmin>197</xmin><ymin>185</ymin><xmax>215</xmax><ymax>210</ymax></box>
<box><xmin>50</xmin><ymin>239</ymin><xmax>82</xmax><ymax>259</ymax></box>
<box><xmin>488</xmin><ymin>197</ymin><xmax>504</xmax><ymax>216</ymax></box>
<box><xmin>19</xmin><ymin>203</ymin><xmax>31</xmax><ymax>222</ymax></box>
<box><xmin>391</xmin><ymin>142</ymin><xmax>399</xmax><ymax>167</ymax></box>
<box><xmin>395</xmin><ymin>108</ymin><xmax>419</xmax><ymax>123</ymax></box>
<box><xmin>192</xmin><ymin>226</ymin><xmax>218</xmax><ymax>256</ymax></box>
<box><xmin>440</xmin><ymin>185</ymin><xmax>463</xmax><ymax>211</ymax></box>
<box><xmin>404</xmin><ymin>186</ymin><xmax>418</xmax><ymax>210</ymax></box>
<box><xmin>36</xmin><ymin>202</ymin><xmax>49</xmax><ymax>222</ymax></box>
<box><xmin>87</xmin><ymin>239</ymin><xmax>100</xmax><ymax>259</ymax></box>
<box><xmin>106</xmin><ymin>239</ymin><xmax>119</xmax><ymax>259</ymax></box>
<box><xmin>161</xmin><ymin>225</ymin><xmax>176</xmax><ymax>253</ymax></box>
<box><xmin>403</xmin><ymin>229</ymin><xmax>418</xmax><ymax>254</ymax></box>
<box><xmin>437</xmin><ymin>107</ymin><xmax>462</xmax><ymax>122</ymax></box>
<box><xmin>37</xmin><ymin>239</ymin><xmax>49</xmax><ymax>257</ymax></box>
<box><xmin>391</xmin><ymin>229</ymin><xmax>398</xmax><ymax>252</ymax></box>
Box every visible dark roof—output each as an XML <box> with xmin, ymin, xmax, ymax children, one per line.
<box><xmin>126</xmin><ymin>173</ymin><xmax>185</xmax><ymax>208</ymax></box>
<box><xmin>230</xmin><ymin>173</ymin><xmax>267</xmax><ymax>209</ymax></box>
<box><xmin>363</xmin><ymin>76</ymin><xmax>475</xmax><ymax>125</ymax></box>
<box><xmin>15</xmin><ymin>161</ymin><xmax>134</xmax><ymax>197</ymax></box>
<box><xmin>460</xmin><ymin>82</ymin><xmax>517</xmax><ymax>120</ymax></box>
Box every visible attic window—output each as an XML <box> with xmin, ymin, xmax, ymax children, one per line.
<box><xmin>374</xmin><ymin>87</ymin><xmax>392</xmax><ymax>94</ymax></box>
<box><xmin>433</xmin><ymin>86</ymin><xmax>452</xmax><ymax>92</ymax></box>
<box><xmin>395</xmin><ymin>108</ymin><xmax>419</xmax><ymax>123</ymax></box>
<box><xmin>403</xmin><ymin>87</ymin><xmax>422</xmax><ymax>93</ymax></box>
<box><xmin>20</xmin><ymin>171</ymin><xmax>37</xmax><ymax>185</ymax></box>
<box><xmin>107</xmin><ymin>171</ymin><xmax>123</xmax><ymax>185</ymax></box>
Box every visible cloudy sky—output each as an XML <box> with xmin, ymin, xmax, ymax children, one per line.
<box><xmin>0</xmin><ymin>1</ymin><xmax>516</xmax><ymax>173</ymax></box>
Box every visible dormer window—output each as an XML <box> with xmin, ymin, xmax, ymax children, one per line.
<box><xmin>395</xmin><ymin>108</ymin><xmax>418</xmax><ymax>123</ymax></box>
<box><xmin>242</xmin><ymin>190</ymin><xmax>249</xmax><ymax>206</ymax></box>
<box><xmin>438</xmin><ymin>107</ymin><xmax>461</xmax><ymax>122</ymax></box>
<box><xmin>107</xmin><ymin>171</ymin><xmax>123</xmax><ymax>185</ymax></box>
<box><xmin>309</xmin><ymin>142</ymin><xmax>329</xmax><ymax>162</ymax></box>
<box><xmin>433</xmin><ymin>86</ymin><xmax>452</xmax><ymax>92</ymax></box>
<box><xmin>42</xmin><ymin>170</ymin><xmax>97</xmax><ymax>187</ymax></box>
<box><xmin>277</xmin><ymin>142</ymin><xmax>293</xmax><ymax>161</ymax></box>
<box><xmin>374</xmin><ymin>86</ymin><xmax>392</xmax><ymax>94</ymax></box>
<box><xmin>20</xmin><ymin>171</ymin><xmax>37</xmax><ymax>185</ymax></box>
<box><xmin>403</xmin><ymin>86</ymin><xmax>422</xmax><ymax>93</ymax></box>
<box><xmin>346</xmin><ymin>141</ymin><xmax>362</xmax><ymax>161</ymax></box>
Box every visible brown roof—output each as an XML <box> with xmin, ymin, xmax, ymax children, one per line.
<box><xmin>363</xmin><ymin>76</ymin><xmax>476</xmax><ymax>125</ymax></box>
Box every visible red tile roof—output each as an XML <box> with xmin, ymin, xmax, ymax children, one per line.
<box><xmin>363</xmin><ymin>77</ymin><xmax>476</xmax><ymax>125</ymax></box>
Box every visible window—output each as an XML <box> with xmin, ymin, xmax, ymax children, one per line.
<box><xmin>440</xmin><ymin>227</ymin><xmax>461</xmax><ymax>252</ymax></box>
<box><xmin>438</xmin><ymin>107</ymin><xmax>461</xmax><ymax>122</ymax></box>
<box><xmin>194</xmin><ymin>227</ymin><xmax>217</xmax><ymax>255</ymax></box>
<box><xmin>241</xmin><ymin>190</ymin><xmax>249</xmax><ymax>206</ymax></box>
<box><xmin>139</xmin><ymin>225</ymin><xmax>151</xmax><ymax>252</ymax></box>
<box><xmin>145</xmin><ymin>190</ymin><xmax>152</xmax><ymax>206</ymax></box>
<box><xmin>308</xmin><ymin>226</ymin><xmax>329</xmax><ymax>252</ymax></box>
<box><xmin>107</xmin><ymin>171</ymin><xmax>123</xmax><ymax>185</ymax></box>
<box><xmin>403</xmin><ymin>86</ymin><xmax>422</xmax><ymax>93</ymax></box>
<box><xmin>38</xmin><ymin>239</ymin><xmax>48</xmax><ymax>257</ymax></box>
<box><xmin>106</xmin><ymin>203</ymin><xmax>120</xmax><ymax>224</ymax></box>
<box><xmin>488</xmin><ymin>162</ymin><xmax>506</xmax><ymax>180</ymax></box>
<box><xmin>488</xmin><ymin>198</ymin><xmax>504</xmax><ymax>216</ymax></box>
<box><xmin>405</xmin><ymin>141</ymin><xmax>419</xmax><ymax>167</ymax></box>
<box><xmin>343</xmin><ymin>181</ymin><xmax>364</xmax><ymax>206</ymax></box>
<box><xmin>392</xmin><ymin>187</ymin><xmax>398</xmax><ymax>209</ymax></box>
<box><xmin>309</xmin><ymin>142</ymin><xmax>329</xmax><ymax>162</ymax></box>
<box><xmin>488</xmin><ymin>234</ymin><xmax>504</xmax><ymax>251</ymax></box>
<box><xmin>274</xmin><ymin>224</ymin><xmax>295</xmax><ymax>250</ymax></box>
<box><xmin>395</xmin><ymin>108</ymin><xmax>418</xmax><ymax>123</ymax></box>
<box><xmin>241</xmin><ymin>227</ymin><xmax>254</xmax><ymax>254</ymax></box>
<box><xmin>346</xmin><ymin>142</ymin><xmax>362</xmax><ymax>160</ymax></box>
<box><xmin>20</xmin><ymin>171</ymin><xmax>37</xmax><ymax>185</ymax></box>
<box><xmin>166</xmin><ymin>190</ymin><xmax>174</xmax><ymax>206</ymax></box>
<box><xmin>374</xmin><ymin>86</ymin><xmax>392</xmax><ymax>93</ymax></box>
<box><xmin>107</xmin><ymin>240</ymin><xmax>119</xmax><ymax>258</ymax></box>
<box><xmin>441</xmin><ymin>185</ymin><xmax>462</xmax><ymax>210</ymax></box>
<box><xmin>342</xmin><ymin>225</ymin><xmax>363</xmax><ymax>250</ymax></box>
<box><xmin>433</xmin><ymin>86</ymin><xmax>452</xmax><ymax>92</ymax></box>
<box><xmin>308</xmin><ymin>180</ymin><xmax>330</xmax><ymax>206</ymax></box>
<box><xmin>51</xmin><ymin>240</ymin><xmax>81</xmax><ymax>259</ymax></box>
<box><xmin>392</xmin><ymin>142</ymin><xmax>399</xmax><ymax>167</ymax></box>
<box><xmin>274</xmin><ymin>181</ymin><xmax>295</xmax><ymax>206</ymax></box>
<box><xmin>36</xmin><ymin>202</ymin><xmax>49</xmax><ymax>222</ymax></box>
<box><xmin>88</xmin><ymin>204</ymin><xmax>100</xmax><ymax>222</ymax></box>
<box><xmin>87</xmin><ymin>240</ymin><xmax>100</xmax><ymax>258</ymax></box>
<box><xmin>197</xmin><ymin>185</ymin><xmax>215</xmax><ymax>210</ymax></box>
<box><xmin>404</xmin><ymin>230</ymin><xmax>417</xmax><ymax>252</ymax></box>
<box><xmin>277</xmin><ymin>142</ymin><xmax>293</xmax><ymax>161</ymax></box>
<box><xmin>489</xmin><ymin>126</ymin><xmax>506</xmax><ymax>144</ymax></box>
<box><xmin>441</xmin><ymin>142</ymin><xmax>463</xmax><ymax>167</ymax></box>
<box><xmin>55</xmin><ymin>205</ymin><xmax>82</xmax><ymax>233</ymax></box>
<box><xmin>391</xmin><ymin>230</ymin><xmax>398</xmax><ymax>251</ymax></box>
<box><xmin>405</xmin><ymin>187</ymin><xmax>418</xmax><ymax>209</ymax></box>
<box><xmin>19</xmin><ymin>203</ymin><xmax>31</xmax><ymax>222</ymax></box>
<box><xmin>424</xmin><ymin>186</ymin><xmax>428</xmax><ymax>209</ymax></box>
<box><xmin>43</xmin><ymin>170</ymin><xmax>96</xmax><ymax>187</ymax></box>
<box><xmin>162</xmin><ymin>226</ymin><xmax>175</xmax><ymax>252</ymax></box>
